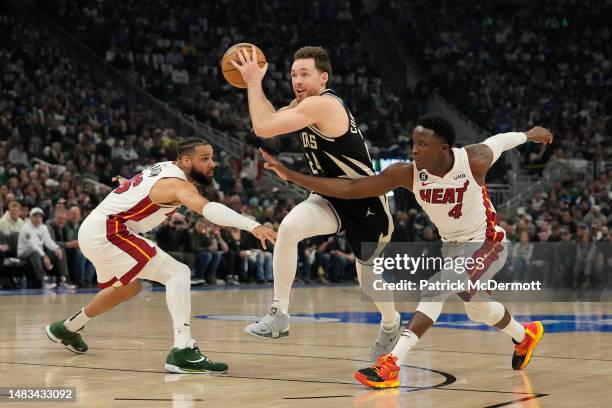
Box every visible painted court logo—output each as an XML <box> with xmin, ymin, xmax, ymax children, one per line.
<box><xmin>195</xmin><ymin>312</ymin><xmax>612</xmax><ymax>333</ymax></box>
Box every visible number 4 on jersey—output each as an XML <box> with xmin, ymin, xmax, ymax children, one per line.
<box><xmin>448</xmin><ymin>203</ymin><xmax>462</xmax><ymax>219</ymax></box>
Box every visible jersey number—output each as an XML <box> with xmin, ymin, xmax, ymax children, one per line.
<box><xmin>305</xmin><ymin>152</ymin><xmax>323</xmax><ymax>175</ymax></box>
<box><xmin>114</xmin><ymin>174</ymin><xmax>143</xmax><ymax>194</ymax></box>
<box><xmin>448</xmin><ymin>203</ymin><xmax>463</xmax><ymax>219</ymax></box>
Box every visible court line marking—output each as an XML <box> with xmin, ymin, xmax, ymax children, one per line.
<box><xmin>483</xmin><ymin>393</ymin><xmax>549</xmax><ymax>408</ymax></box>
<box><xmin>0</xmin><ymin>360</ymin><xmax>547</xmax><ymax>400</ymax></box>
<box><xmin>6</xmin><ymin>334</ymin><xmax>611</xmax><ymax>363</ymax></box>
<box><xmin>0</xmin><ymin>360</ymin><xmax>453</xmax><ymax>391</ymax></box>
<box><xmin>283</xmin><ymin>395</ymin><xmax>353</xmax><ymax>399</ymax></box>
<box><xmin>114</xmin><ymin>398</ymin><xmax>204</xmax><ymax>402</ymax></box>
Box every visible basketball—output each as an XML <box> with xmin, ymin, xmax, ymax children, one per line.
<box><xmin>221</xmin><ymin>43</ymin><xmax>267</xmax><ymax>88</ymax></box>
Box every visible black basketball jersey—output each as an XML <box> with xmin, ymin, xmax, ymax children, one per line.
<box><xmin>294</xmin><ymin>89</ymin><xmax>394</xmax><ymax>263</ymax></box>
<box><xmin>297</xmin><ymin>89</ymin><xmax>375</xmax><ymax>179</ymax></box>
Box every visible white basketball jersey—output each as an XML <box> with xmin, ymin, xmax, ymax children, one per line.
<box><xmin>93</xmin><ymin>161</ymin><xmax>186</xmax><ymax>233</ymax></box>
<box><xmin>413</xmin><ymin>147</ymin><xmax>505</xmax><ymax>242</ymax></box>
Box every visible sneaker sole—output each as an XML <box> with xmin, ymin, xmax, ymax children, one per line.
<box><xmin>517</xmin><ymin>321</ymin><xmax>544</xmax><ymax>370</ymax></box>
<box><xmin>243</xmin><ymin>327</ymin><xmax>289</xmax><ymax>339</ymax></box>
<box><xmin>45</xmin><ymin>325</ymin><xmax>86</xmax><ymax>354</ymax></box>
<box><xmin>354</xmin><ymin>372</ymin><xmax>399</xmax><ymax>389</ymax></box>
<box><xmin>164</xmin><ymin>364</ymin><xmax>228</xmax><ymax>374</ymax></box>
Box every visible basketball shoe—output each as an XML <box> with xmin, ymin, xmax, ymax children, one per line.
<box><xmin>370</xmin><ymin>311</ymin><xmax>402</xmax><ymax>362</ymax></box>
<box><xmin>355</xmin><ymin>354</ymin><xmax>401</xmax><ymax>389</ymax></box>
<box><xmin>512</xmin><ymin>321</ymin><xmax>544</xmax><ymax>370</ymax></box>
<box><xmin>243</xmin><ymin>307</ymin><xmax>289</xmax><ymax>339</ymax></box>
<box><xmin>165</xmin><ymin>340</ymin><xmax>228</xmax><ymax>374</ymax></box>
<box><xmin>45</xmin><ymin>320</ymin><xmax>88</xmax><ymax>354</ymax></box>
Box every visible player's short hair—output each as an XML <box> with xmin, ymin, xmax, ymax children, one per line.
<box><xmin>294</xmin><ymin>46</ymin><xmax>332</xmax><ymax>84</ymax></box>
<box><xmin>417</xmin><ymin>114</ymin><xmax>456</xmax><ymax>146</ymax></box>
<box><xmin>177</xmin><ymin>138</ymin><xmax>211</xmax><ymax>159</ymax></box>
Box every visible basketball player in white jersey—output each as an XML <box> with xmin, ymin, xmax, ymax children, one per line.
<box><xmin>231</xmin><ymin>45</ymin><xmax>401</xmax><ymax>361</ymax></box>
<box><xmin>45</xmin><ymin>139</ymin><xmax>277</xmax><ymax>374</ymax></box>
<box><xmin>259</xmin><ymin>114</ymin><xmax>553</xmax><ymax>388</ymax></box>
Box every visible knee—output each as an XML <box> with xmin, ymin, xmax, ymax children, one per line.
<box><xmin>277</xmin><ymin>219</ymin><xmax>303</xmax><ymax>244</ymax></box>
<box><xmin>464</xmin><ymin>301</ymin><xmax>504</xmax><ymax>326</ymax></box>
<box><xmin>175</xmin><ymin>263</ymin><xmax>192</xmax><ymax>284</ymax></box>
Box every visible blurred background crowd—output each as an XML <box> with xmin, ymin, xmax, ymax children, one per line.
<box><xmin>1</xmin><ymin>0</ymin><xmax>610</xmax><ymax>291</ymax></box>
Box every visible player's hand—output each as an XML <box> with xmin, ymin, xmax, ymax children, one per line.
<box><xmin>525</xmin><ymin>126</ymin><xmax>553</xmax><ymax>144</ymax></box>
<box><xmin>259</xmin><ymin>148</ymin><xmax>290</xmax><ymax>181</ymax></box>
<box><xmin>230</xmin><ymin>45</ymin><xmax>268</xmax><ymax>85</ymax></box>
<box><xmin>55</xmin><ymin>248</ymin><xmax>63</xmax><ymax>260</ymax></box>
<box><xmin>251</xmin><ymin>225</ymin><xmax>277</xmax><ymax>250</ymax></box>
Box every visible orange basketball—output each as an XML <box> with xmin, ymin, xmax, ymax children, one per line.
<box><xmin>221</xmin><ymin>43</ymin><xmax>267</xmax><ymax>89</ymax></box>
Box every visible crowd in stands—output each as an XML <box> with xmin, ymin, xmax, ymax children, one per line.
<box><xmin>497</xmin><ymin>169</ymin><xmax>612</xmax><ymax>290</ymax></box>
<box><xmin>0</xmin><ymin>9</ymin><xmax>381</xmax><ymax>290</ymax></box>
<box><xmin>43</xmin><ymin>0</ymin><xmax>420</xmax><ymax>153</ymax></box>
<box><xmin>385</xmin><ymin>0</ymin><xmax>612</xmax><ymax>171</ymax></box>
<box><xmin>1</xmin><ymin>3</ymin><xmax>611</xmax><ymax>292</ymax></box>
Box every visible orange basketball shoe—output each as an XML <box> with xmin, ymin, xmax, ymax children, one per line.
<box><xmin>354</xmin><ymin>354</ymin><xmax>400</xmax><ymax>389</ymax></box>
<box><xmin>512</xmin><ymin>321</ymin><xmax>544</xmax><ymax>370</ymax></box>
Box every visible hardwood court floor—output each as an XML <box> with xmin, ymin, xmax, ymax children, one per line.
<box><xmin>1</xmin><ymin>285</ymin><xmax>611</xmax><ymax>407</ymax></box>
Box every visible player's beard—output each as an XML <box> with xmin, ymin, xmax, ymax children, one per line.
<box><xmin>190</xmin><ymin>167</ymin><xmax>213</xmax><ymax>186</ymax></box>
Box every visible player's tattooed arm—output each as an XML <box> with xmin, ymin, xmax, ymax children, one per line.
<box><xmin>260</xmin><ymin>148</ymin><xmax>414</xmax><ymax>199</ymax></box>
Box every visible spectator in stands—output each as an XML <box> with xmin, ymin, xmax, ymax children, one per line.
<box><xmin>189</xmin><ymin>218</ymin><xmax>223</xmax><ymax>285</ymax></box>
<box><xmin>220</xmin><ymin>228</ymin><xmax>246</xmax><ymax>286</ymax></box>
<box><xmin>47</xmin><ymin>208</ymin><xmax>82</xmax><ymax>287</ymax></box>
<box><xmin>511</xmin><ymin>231</ymin><xmax>533</xmax><ymax>283</ymax></box>
<box><xmin>17</xmin><ymin>207</ymin><xmax>72</xmax><ymax>289</ymax></box>
<box><xmin>249</xmin><ymin>222</ymin><xmax>274</xmax><ymax>284</ymax></box>
<box><xmin>316</xmin><ymin>232</ymin><xmax>356</xmax><ymax>283</ymax></box>
<box><xmin>0</xmin><ymin>201</ymin><xmax>24</xmax><ymax>238</ymax></box>
<box><xmin>156</xmin><ymin>213</ymin><xmax>195</xmax><ymax>273</ymax></box>
<box><xmin>0</xmin><ymin>233</ymin><xmax>10</xmax><ymax>279</ymax></box>
<box><xmin>66</xmin><ymin>205</ymin><xmax>95</xmax><ymax>287</ymax></box>
<box><xmin>573</xmin><ymin>229</ymin><xmax>597</xmax><ymax>289</ymax></box>
<box><xmin>553</xmin><ymin>228</ymin><xmax>576</xmax><ymax>289</ymax></box>
<box><xmin>8</xmin><ymin>143</ymin><xmax>29</xmax><ymax>167</ymax></box>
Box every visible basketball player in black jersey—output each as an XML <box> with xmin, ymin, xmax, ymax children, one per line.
<box><xmin>231</xmin><ymin>46</ymin><xmax>400</xmax><ymax>361</ymax></box>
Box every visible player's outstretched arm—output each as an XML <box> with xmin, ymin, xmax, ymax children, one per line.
<box><xmin>466</xmin><ymin>126</ymin><xmax>553</xmax><ymax>182</ymax></box>
<box><xmin>260</xmin><ymin>148</ymin><xmax>413</xmax><ymax>199</ymax></box>
<box><xmin>153</xmin><ymin>179</ymin><xmax>277</xmax><ymax>249</ymax></box>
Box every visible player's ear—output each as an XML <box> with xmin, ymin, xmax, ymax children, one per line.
<box><xmin>320</xmin><ymin>71</ymin><xmax>328</xmax><ymax>86</ymax></box>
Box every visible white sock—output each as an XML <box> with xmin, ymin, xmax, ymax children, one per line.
<box><xmin>381</xmin><ymin>310</ymin><xmax>400</xmax><ymax>332</ymax></box>
<box><xmin>392</xmin><ymin>330</ymin><xmax>419</xmax><ymax>365</ymax></box>
<box><xmin>63</xmin><ymin>308</ymin><xmax>90</xmax><ymax>332</ymax></box>
<box><xmin>502</xmin><ymin>317</ymin><xmax>526</xmax><ymax>343</ymax></box>
<box><xmin>173</xmin><ymin>323</ymin><xmax>192</xmax><ymax>349</ymax></box>
<box><xmin>165</xmin><ymin>265</ymin><xmax>193</xmax><ymax>349</ymax></box>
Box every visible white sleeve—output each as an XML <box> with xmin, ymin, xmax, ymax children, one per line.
<box><xmin>202</xmin><ymin>202</ymin><xmax>261</xmax><ymax>232</ymax></box>
<box><xmin>482</xmin><ymin>132</ymin><xmax>527</xmax><ymax>164</ymax></box>
<box><xmin>42</xmin><ymin>226</ymin><xmax>60</xmax><ymax>252</ymax></box>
